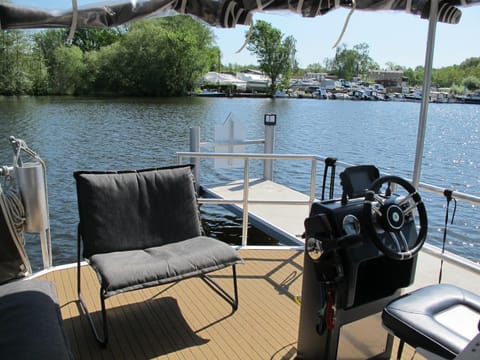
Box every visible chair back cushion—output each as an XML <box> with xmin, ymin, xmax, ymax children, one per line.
<box><xmin>74</xmin><ymin>165</ymin><xmax>202</xmax><ymax>258</ymax></box>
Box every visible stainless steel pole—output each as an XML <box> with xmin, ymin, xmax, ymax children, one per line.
<box><xmin>190</xmin><ymin>127</ymin><xmax>201</xmax><ymax>186</ymax></box>
<box><xmin>412</xmin><ymin>0</ymin><xmax>438</xmax><ymax>187</ymax></box>
<box><xmin>264</xmin><ymin>124</ymin><xmax>275</xmax><ymax>180</ymax></box>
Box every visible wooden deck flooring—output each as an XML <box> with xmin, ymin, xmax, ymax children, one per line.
<box><xmin>39</xmin><ymin>249</ymin><xmax>303</xmax><ymax>359</ymax></box>
<box><xmin>35</xmin><ymin>248</ymin><xmax>432</xmax><ymax>359</ymax></box>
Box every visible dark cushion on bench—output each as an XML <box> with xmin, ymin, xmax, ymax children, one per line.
<box><xmin>90</xmin><ymin>236</ymin><xmax>242</xmax><ymax>297</ymax></box>
<box><xmin>0</xmin><ymin>279</ymin><xmax>73</xmax><ymax>359</ymax></box>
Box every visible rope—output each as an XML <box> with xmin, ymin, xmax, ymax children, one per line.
<box><xmin>236</xmin><ymin>21</ymin><xmax>254</xmax><ymax>53</ymax></box>
<box><xmin>332</xmin><ymin>0</ymin><xmax>356</xmax><ymax>49</ymax></box>
<box><xmin>3</xmin><ymin>180</ymin><xmax>26</xmax><ymax>238</ymax></box>
<box><xmin>234</xmin><ymin>0</ymin><xmax>273</xmax><ymax>52</ymax></box>
<box><xmin>0</xmin><ymin>176</ymin><xmax>29</xmax><ymax>275</ymax></box>
<box><xmin>66</xmin><ymin>0</ymin><xmax>78</xmax><ymax>46</ymax></box>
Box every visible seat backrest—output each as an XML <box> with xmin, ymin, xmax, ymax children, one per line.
<box><xmin>74</xmin><ymin>165</ymin><xmax>202</xmax><ymax>258</ymax></box>
<box><xmin>340</xmin><ymin>165</ymin><xmax>380</xmax><ymax>199</ymax></box>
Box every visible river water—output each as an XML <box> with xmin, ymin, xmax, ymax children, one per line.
<box><xmin>0</xmin><ymin>96</ymin><xmax>478</xmax><ymax>269</ymax></box>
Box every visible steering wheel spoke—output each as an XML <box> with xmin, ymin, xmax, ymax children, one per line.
<box><xmin>386</xmin><ymin>230</ymin><xmax>409</xmax><ymax>252</ymax></box>
<box><xmin>373</xmin><ymin>193</ymin><xmax>386</xmax><ymax>205</ymax></box>
<box><xmin>398</xmin><ymin>192</ymin><xmax>421</xmax><ymax>216</ymax></box>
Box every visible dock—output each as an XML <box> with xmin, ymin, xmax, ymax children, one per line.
<box><xmin>201</xmin><ymin>179</ymin><xmax>311</xmax><ymax>245</ymax></box>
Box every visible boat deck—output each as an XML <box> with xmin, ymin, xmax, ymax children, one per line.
<box><xmin>33</xmin><ymin>247</ymin><xmax>480</xmax><ymax>359</ymax></box>
<box><xmin>41</xmin><ymin>249</ymin><xmax>305</xmax><ymax>360</ymax></box>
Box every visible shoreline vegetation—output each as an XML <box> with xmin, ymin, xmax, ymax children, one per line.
<box><xmin>1</xmin><ymin>16</ymin><xmax>479</xmax><ymax>98</ymax></box>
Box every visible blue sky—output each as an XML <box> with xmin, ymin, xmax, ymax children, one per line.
<box><xmin>12</xmin><ymin>1</ymin><xmax>480</xmax><ymax>69</ymax></box>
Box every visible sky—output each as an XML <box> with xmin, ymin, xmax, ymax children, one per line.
<box><xmin>12</xmin><ymin>0</ymin><xmax>480</xmax><ymax>69</ymax></box>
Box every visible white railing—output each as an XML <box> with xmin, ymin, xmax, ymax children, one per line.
<box><xmin>177</xmin><ymin>151</ymin><xmax>480</xmax><ymax>272</ymax></box>
<box><xmin>177</xmin><ymin>152</ymin><xmax>319</xmax><ymax>247</ymax></box>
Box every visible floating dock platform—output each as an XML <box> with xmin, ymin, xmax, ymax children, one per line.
<box><xmin>201</xmin><ymin>179</ymin><xmax>310</xmax><ymax>246</ymax></box>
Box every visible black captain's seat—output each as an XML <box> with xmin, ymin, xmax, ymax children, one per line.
<box><xmin>382</xmin><ymin>283</ymin><xmax>480</xmax><ymax>359</ymax></box>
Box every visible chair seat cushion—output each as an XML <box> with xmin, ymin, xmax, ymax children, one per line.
<box><xmin>382</xmin><ymin>284</ymin><xmax>480</xmax><ymax>359</ymax></box>
<box><xmin>90</xmin><ymin>236</ymin><xmax>242</xmax><ymax>297</ymax></box>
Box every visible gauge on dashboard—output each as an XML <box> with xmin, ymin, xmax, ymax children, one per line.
<box><xmin>342</xmin><ymin>214</ymin><xmax>361</xmax><ymax>236</ymax></box>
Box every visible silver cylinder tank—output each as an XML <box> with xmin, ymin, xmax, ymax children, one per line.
<box><xmin>16</xmin><ymin>162</ymin><xmax>48</xmax><ymax>232</ymax></box>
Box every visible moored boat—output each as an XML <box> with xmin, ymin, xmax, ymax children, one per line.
<box><xmin>456</xmin><ymin>91</ymin><xmax>480</xmax><ymax>104</ymax></box>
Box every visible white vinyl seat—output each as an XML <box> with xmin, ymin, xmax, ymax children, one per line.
<box><xmin>382</xmin><ymin>284</ymin><xmax>480</xmax><ymax>360</ymax></box>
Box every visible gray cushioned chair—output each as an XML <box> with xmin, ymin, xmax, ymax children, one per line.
<box><xmin>74</xmin><ymin>165</ymin><xmax>242</xmax><ymax>346</ymax></box>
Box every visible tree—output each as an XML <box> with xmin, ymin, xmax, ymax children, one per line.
<box><xmin>49</xmin><ymin>45</ymin><xmax>86</xmax><ymax>95</ymax></box>
<box><xmin>324</xmin><ymin>43</ymin><xmax>378</xmax><ymax>80</ymax></box>
<box><xmin>33</xmin><ymin>30</ymin><xmax>66</xmax><ymax>71</ymax></box>
<box><xmin>353</xmin><ymin>43</ymin><xmax>378</xmax><ymax>76</ymax></box>
<box><xmin>70</xmin><ymin>27</ymin><xmax>126</xmax><ymax>52</ymax></box>
<box><xmin>384</xmin><ymin>62</ymin><xmax>405</xmax><ymax>71</ymax></box>
<box><xmin>459</xmin><ymin>57</ymin><xmax>480</xmax><ymax>69</ymax></box>
<box><xmin>246</xmin><ymin>20</ymin><xmax>296</xmax><ymax>96</ymax></box>
<box><xmin>95</xmin><ymin>16</ymin><xmax>217</xmax><ymax>96</ymax></box>
<box><xmin>305</xmin><ymin>63</ymin><xmax>327</xmax><ymax>74</ymax></box>
<box><xmin>463</xmin><ymin>75</ymin><xmax>480</xmax><ymax>91</ymax></box>
<box><xmin>0</xmin><ymin>30</ymin><xmax>34</xmax><ymax>95</ymax></box>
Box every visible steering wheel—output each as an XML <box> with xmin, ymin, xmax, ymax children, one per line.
<box><xmin>364</xmin><ymin>176</ymin><xmax>428</xmax><ymax>260</ymax></box>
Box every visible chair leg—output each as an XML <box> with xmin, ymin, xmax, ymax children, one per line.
<box><xmin>396</xmin><ymin>339</ymin><xmax>405</xmax><ymax>360</ymax></box>
<box><xmin>201</xmin><ymin>264</ymin><xmax>239</xmax><ymax>311</ymax></box>
<box><xmin>77</xmin><ymin>261</ymin><xmax>108</xmax><ymax>346</ymax></box>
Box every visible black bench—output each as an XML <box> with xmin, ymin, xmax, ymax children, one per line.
<box><xmin>0</xmin><ymin>279</ymin><xmax>73</xmax><ymax>359</ymax></box>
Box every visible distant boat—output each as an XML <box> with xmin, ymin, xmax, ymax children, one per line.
<box><xmin>404</xmin><ymin>92</ymin><xmax>423</xmax><ymax>102</ymax></box>
<box><xmin>456</xmin><ymin>91</ymin><xmax>480</xmax><ymax>104</ymax></box>
<box><xmin>196</xmin><ymin>90</ymin><xmax>226</xmax><ymax>97</ymax></box>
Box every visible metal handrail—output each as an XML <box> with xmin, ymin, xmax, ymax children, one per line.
<box><xmin>177</xmin><ymin>151</ymin><xmax>480</xmax><ymax>272</ymax></box>
<box><xmin>179</xmin><ymin>150</ymin><xmax>480</xmax><ymax>205</ymax></box>
<box><xmin>177</xmin><ymin>152</ymin><xmax>318</xmax><ymax>246</ymax></box>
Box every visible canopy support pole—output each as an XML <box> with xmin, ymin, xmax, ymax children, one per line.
<box><xmin>412</xmin><ymin>0</ymin><xmax>439</xmax><ymax>188</ymax></box>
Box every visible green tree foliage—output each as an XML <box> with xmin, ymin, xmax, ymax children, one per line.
<box><xmin>246</xmin><ymin>20</ymin><xmax>296</xmax><ymax>95</ymax></box>
<box><xmin>384</xmin><ymin>62</ymin><xmax>405</xmax><ymax>71</ymax></box>
<box><xmin>49</xmin><ymin>45</ymin><xmax>87</xmax><ymax>95</ymax></box>
<box><xmin>324</xmin><ymin>43</ymin><xmax>378</xmax><ymax>80</ymax></box>
<box><xmin>3</xmin><ymin>16</ymin><xmax>218</xmax><ymax>96</ymax></box>
<box><xmin>430</xmin><ymin>58</ymin><xmax>480</xmax><ymax>89</ymax></box>
<box><xmin>33</xmin><ymin>30</ymin><xmax>66</xmax><ymax>71</ymax></box>
<box><xmin>94</xmin><ymin>16</ymin><xmax>217</xmax><ymax>96</ymax></box>
<box><xmin>460</xmin><ymin>57</ymin><xmax>480</xmax><ymax>69</ymax></box>
<box><xmin>463</xmin><ymin>75</ymin><xmax>480</xmax><ymax>90</ymax></box>
<box><xmin>449</xmin><ymin>83</ymin><xmax>465</xmax><ymax>95</ymax></box>
<box><xmin>71</xmin><ymin>27</ymin><xmax>126</xmax><ymax>52</ymax></box>
<box><xmin>305</xmin><ymin>63</ymin><xmax>327</xmax><ymax>74</ymax></box>
<box><xmin>0</xmin><ymin>30</ymin><xmax>41</xmax><ymax>95</ymax></box>
<box><xmin>0</xmin><ymin>13</ymin><xmax>479</xmax><ymax>96</ymax></box>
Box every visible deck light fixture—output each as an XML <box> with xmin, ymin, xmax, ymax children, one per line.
<box><xmin>264</xmin><ymin>113</ymin><xmax>277</xmax><ymax>126</ymax></box>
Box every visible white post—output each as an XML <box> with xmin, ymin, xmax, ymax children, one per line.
<box><xmin>263</xmin><ymin>113</ymin><xmax>276</xmax><ymax>180</ymax></box>
<box><xmin>190</xmin><ymin>127</ymin><xmax>201</xmax><ymax>187</ymax></box>
<box><xmin>412</xmin><ymin>0</ymin><xmax>438</xmax><ymax>188</ymax></box>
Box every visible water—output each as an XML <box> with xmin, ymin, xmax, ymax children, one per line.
<box><xmin>0</xmin><ymin>96</ymin><xmax>478</xmax><ymax>269</ymax></box>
